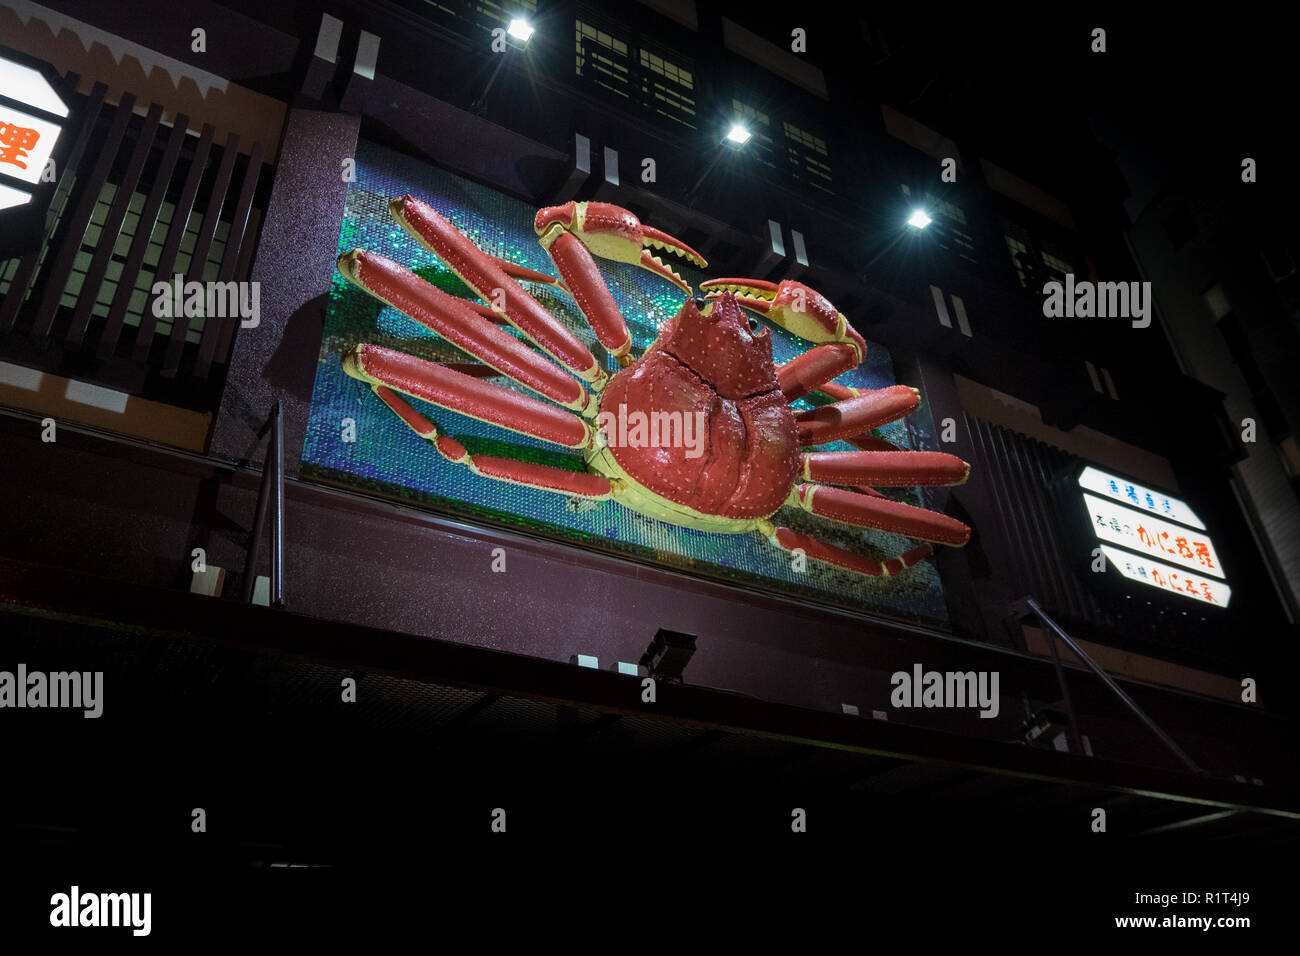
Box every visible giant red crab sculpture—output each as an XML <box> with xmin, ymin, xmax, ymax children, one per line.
<box><xmin>337</xmin><ymin>195</ymin><xmax>971</xmax><ymax>577</ymax></box>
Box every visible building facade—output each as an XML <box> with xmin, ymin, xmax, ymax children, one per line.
<box><xmin>1</xmin><ymin>0</ymin><xmax>1297</xmax><ymax>859</ymax></box>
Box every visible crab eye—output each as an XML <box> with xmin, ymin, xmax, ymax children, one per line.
<box><xmin>747</xmin><ymin>315</ymin><xmax>760</xmax><ymax>333</ymax></box>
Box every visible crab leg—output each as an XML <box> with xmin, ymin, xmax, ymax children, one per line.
<box><xmin>491</xmin><ymin>258</ymin><xmax>566</xmax><ymax>291</ymax></box>
<box><xmin>796</xmin><ymin>385</ymin><xmax>921</xmax><ymax>446</ymax></box>
<box><xmin>802</xmin><ymin>450</ymin><xmax>970</xmax><ymax>488</ymax></box>
<box><xmin>343</xmin><ymin>344</ymin><xmax>593</xmax><ymax>449</ymax></box>
<box><xmin>777</xmin><ymin>343</ymin><xmax>859</xmax><ymax>400</ymax></box>
<box><xmin>530</xmin><ymin>201</ymin><xmax>709</xmax><ymax>364</ymax></box>
<box><xmin>339</xmin><ymin>250</ymin><xmax>596</xmax><ymax>415</ymax></box>
<box><xmin>792</xmin><ymin>483</ymin><xmax>971</xmax><ymax>546</ymax></box>
<box><xmin>534</xmin><ymin>201</ymin><xmax>707</xmax><ymax>297</ymax></box>
<box><xmin>537</xmin><ymin>228</ymin><xmax>634</xmax><ymax>361</ymax></box>
<box><xmin>390</xmin><ymin>195</ymin><xmax>607</xmax><ymax>388</ymax></box>
<box><xmin>371</xmin><ymin>385</ymin><xmax>612</xmax><ymax>498</ymax></box>
<box><xmin>802</xmin><ymin>381</ymin><xmax>915</xmax><ymax>451</ymax></box>
<box><xmin>767</xmin><ymin>526</ymin><xmax>933</xmax><ymax>578</ymax></box>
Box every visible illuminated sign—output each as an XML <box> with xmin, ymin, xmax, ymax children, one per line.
<box><xmin>0</xmin><ymin>46</ymin><xmax>74</xmax><ymax>257</ymax></box>
<box><xmin>0</xmin><ymin>104</ymin><xmax>61</xmax><ymax>185</ymax></box>
<box><xmin>1098</xmin><ymin>545</ymin><xmax>1230</xmax><ymax>607</ymax></box>
<box><xmin>1083</xmin><ymin>494</ymin><xmax>1223</xmax><ymax>579</ymax></box>
<box><xmin>1077</xmin><ymin>465</ymin><xmax>1205</xmax><ymax>530</ymax></box>
<box><xmin>1077</xmin><ymin>467</ymin><xmax>1229</xmax><ymax>607</ymax></box>
<box><xmin>0</xmin><ymin>57</ymin><xmax>70</xmax><ymax>118</ymax></box>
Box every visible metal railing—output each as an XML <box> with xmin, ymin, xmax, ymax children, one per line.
<box><xmin>241</xmin><ymin>402</ymin><xmax>285</xmax><ymax>608</ymax></box>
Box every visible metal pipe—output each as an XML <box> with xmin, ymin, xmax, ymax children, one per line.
<box><xmin>1026</xmin><ymin>598</ymin><xmax>1203</xmax><ymax>775</ymax></box>
<box><xmin>472</xmin><ymin>53</ymin><xmax>508</xmax><ymax>115</ymax></box>
<box><xmin>1042</xmin><ymin>623</ymin><xmax>1086</xmax><ymax>756</ymax></box>
<box><xmin>270</xmin><ymin>401</ymin><xmax>284</xmax><ymax>608</ymax></box>
<box><xmin>242</xmin><ymin>423</ymin><xmax>274</xmax><ymax>603</ymax></box>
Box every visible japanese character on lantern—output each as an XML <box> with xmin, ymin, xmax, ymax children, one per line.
<box><xmin>0</xmin><ymin>122</ymin><xmax>40</xmax><ymax>170</ymax></box>
<box><xmin>1194</xmin><ymin>542</ymin><xmax>1215</xmax><ymax>570</ymax></box>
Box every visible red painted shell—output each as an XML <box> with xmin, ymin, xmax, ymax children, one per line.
<box><xmin>599</xmin><ymin>294</ymin><xmax>800</xmax><ymax>519</ymax></box>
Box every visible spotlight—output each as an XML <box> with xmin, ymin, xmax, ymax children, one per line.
<box><xmin>724</xmin><ymin>123</ymin><xmax>752</xmax><ymax>146</ymax></box>
<box><xmin>507</xmin><ymin>18</ymin><xmax>535</xmax><ymax>43</ymax></box>
<box><xmin>907</xmin><ymin>209</ymin><xmax>932</xmax><ymax>229</ymax></box>
<box><xmin>640</xmin><ymin>628</ymin><xmax>697</xmax><ymax>683</ymax></box>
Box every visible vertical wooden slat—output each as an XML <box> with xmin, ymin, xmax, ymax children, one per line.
<box><xmin>1025</xmin><ymin>437</ymin><xmax>1088</xmax><ymax>623</ymax></box>
<box><xmin>0</xmin><ymin>250</ymin><xmax>40</xmax><ymax>333</ymax></box>
<box><xmin>212</xmin><ymin>206</ymin><xmax>261</xmax><ymax>366</ymax></box>
<box><xmin>196</xmin><ymin>140</ymin><xmax>263</xmax><ymax>378</ymax></box>
<box><xmin>66</xmin><ymin>102</ymin><xmax>164</xmax><ymax>348</ymax></box>
<box><xmin>99</xmin><ymin>114</ymin><xmax>191</xmax><ymax>358</ymax></box>
<box><xmin>162</xmin><ymin>132</ymin><xmax>240</xmax><ymax>376</ymax></box>
<box><xmin>982</xmin><ymin>421</ymin><xmax>1043</xmax><ymax>603</ymax></box>
<box><xmin>0</xmin><ymin>80</ymin><xmax>107</xmax><ymax>332</ymax></box>
<box><xmin>30</xmin><ymin>92</ymin><xmax>137</xmax><ymax>338</ymax></box>
<box><xmin>1015</xmin><ymin>435</ymin><xmax>1077</xmax><ymax>621</ymax></box>
<box><xmin>132</xmin><ymin>123</ymin><xmax>215</xmax><ymax>364</ymax></box>
<box><xmin>1001</xmin><ymin>427</ymin><xmax>1067</xmax><ymax>613</ymax></box>
<box><xmin>966</xmin><ymin>419</ymin><xmax>1011</xmax><ymax>586</ymax></box>
<box><xmin>1057</xmin><ymin>445</ymin><xmax>1105</xmax><ymax>626</ymax></box>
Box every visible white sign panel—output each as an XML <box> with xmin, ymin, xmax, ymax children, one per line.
<box><xmin>0</xmin><ymin>180</ymin><xmax>31</xmax><ymax>210</ymax></box>
<box><xmin>1083</xmin><ymin>493</ymin><xmax>1224</xmax><ymax>579</ymax></box>
<box><xmin>1100</xmin><ymin>545</ymin><xmax>1231</xmax><ymax>608</ymax></box>
<box><xmin>0</xmin><ymin>57</ymin><xmax>69</xmax><ymax>117</ymax></box>
<box><xmin>1077</xmin><ymin>465</ymin><xmax>1205</xmax><ymax>530</ymax></box>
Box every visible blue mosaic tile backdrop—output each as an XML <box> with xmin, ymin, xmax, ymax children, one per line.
<box><xmin>301</xmin><ymin>140</ymin><xmax>951</xmax><ymax>626</ymax></box>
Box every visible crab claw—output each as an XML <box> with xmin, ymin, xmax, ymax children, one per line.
<box><xmin>700</xmin><ymin>278</ymin><xmax>867</xmax><ymax>363</ymax></box>
<box><xmin>534</xmin><ymin>201</ymin><xmax>706</xmax><ymax>295</ymax></box>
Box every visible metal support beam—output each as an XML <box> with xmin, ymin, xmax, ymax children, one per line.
<box><xmin>242</xmin><ymin>402</ymin><xmax>286</xmax><ymax>607</ymax></box>
<box><xmin>1018</xmin><ymin>597</ymin><xmax>1204</xmax><ymax>775</ymax></box>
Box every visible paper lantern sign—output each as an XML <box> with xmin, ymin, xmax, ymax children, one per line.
<box><xmin>0</xmin><ymin>46</ymin><xmax>75</xmax><ymax>256</ymax></box>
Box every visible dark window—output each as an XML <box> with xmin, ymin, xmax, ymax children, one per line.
<box><xmin>474</xmin><ymin>0</ymin><xmax>536</xmax><ymax>29</ymax></box>
<box><xmin>575</xmin><ymin>17</ymin><xmax>632</xmax><ymax>100</ymax></box>
<box><xmin>782</xmin><ymin>119</ymin><xmax>832</xmax><ymax>194</ymax></box>
<box><xmin>575</xmin><ymin>11</ymin><xmax>695</xmax><ymax>130</ymax></box>
<box><xmin>638</xmin><ymin>43</ymin><xmax>696</xmax><ymax>129</ymax></box>
<box><xmin>925</xmin><ymin>193</ymin><xmax>978</xmax><ymax>265</ymax></box>
<box><xmin>732</xmin><ymin>100</ymin><xmax>776</xmax><ymax>169</ymax></box>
